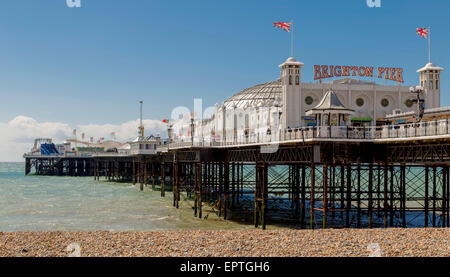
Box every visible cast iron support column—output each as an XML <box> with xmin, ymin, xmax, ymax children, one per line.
<box><xmin>161</xmin><ymin>162</ymin><xmax>165</xmax><ymax>197</ymax></box>
<box><xmin>323</xmin><ymin>164</ymin><xmax>328</xmax><ymax>229</ymax></box>
<box><xmin>346</xmin><ymin>165</ymin><xmax>351</xmax><ymax>228</ymax></box>
<box><xmin>310</xmin><ymin>163</ymin><xmax>316</xmax><ymax>229</ymax></box>
<box><xmin>300</xmin><ymin>165</ymin><xmax>306</xmax><ymax>229</ymax></box>
<box><xmin>224</xmin><ymin>162</ymin><xmax>230</xmax><ymax>220</ymax></box>
<box><xmin>368</xmin><ymin>164</ymin><xmax>373</xmax><ymax>228</ymax></box>
<box><xmin>425</xmin><ymin>166</ymin><xmax>429</xmax><ymax>227</ymax></box>
<box><xmin>383</xmin><ymin>164</ymin><xmax>389</xmax><ymax>228</ymax></box>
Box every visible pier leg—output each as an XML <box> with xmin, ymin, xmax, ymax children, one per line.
<box><xmin>447</xmin><ymin>167</ymin><xmax>450</xmax><ymax>227</ymax></box>
<box><xmin>377</xmin><ymin>165</ymin><xmax>381</xmax><ymax>218</ymax></box>
<box><xmin>331</xmin><ymin>166</ymin><xmax>335</xmax><ymax>220</ymax></box>
<box><xmin>236</xmin><ymin>163</ymin><xmax>240</xmax><ymax>204</ymax></box>
<box><xmin>433</xmin><ymin>166</ymin><xmax>437</xmax><ymax>227</ymax></box>
<box><xmin>254</xmin><ymin>163</ymin><xmax>268</xmax><ymax>230</ymax></box>
<box><xmin>425</xmin><ymin>166</ymin><xmax>429</xmax><ymax>227</ymax></box>
<box><xmin>173</xmin><ymin>161</ymin><xmax>179</xmax><ymax>209</ymax></box>
<box><xmin>254</xmin><ymin>163</ymin><xmax>260</xmax><ymax>228</ymax></box>
<box><xmin>205</xmin><ymin>163</ymin><xmax>210</xmax><ymax>202</ymax></box>
<box><xmin>323</xmin><ymin>164</ymin><xmax>328</xmax><ymax>229</ymax></box>
<box><xmin>340</xmin><ymin>166</ymin><xmax>345</xmax><ymax>221</ymax></box>
<box><xmin>294</xmin><ymin>164</ymin><xmax>300</xmax><ymax>220</ymax></box>
<box><xmin>346</xmin><ymin>165</ymin><xmax>351</xmax><ymax>228</ymax></box>
<box><xmin>300</xmin><ymin>165</ymin><xmax>306</xmax><ymax>229</ymax></box>
<box><xmin>219</xmin><ymin>162</ymin><xmax>223</xmax><ymax>217</ymax></box>
<box><xmin>401</xmin><ymin>165</ymin><xmax>406</xmax><ymax>227</ymax></box>
<box><xmin>390</xmin><ymin>166</ymin><xmax>394</xmax><ymax>227</ymax></box>
<box><xmin>152</xmin><ymin>163</ymin><xmax>156</xmax><ymax>190</ymax></box>
<box><xmin>194</xmin><ymin>163</ymin><xmax>198</xmax><ymax>217</ymax></box>
<box><xmin>140</xmin><ymin>159</ymin><xmax>145</xmax><ymax>191</ymax></box>
<box><xmin>310</xmin><ymin>164</ymin><xmax>315</xmax><ymax>229</ymax></box>
<box><xmin>368</xmin><ymin>164</ymin><xmax>373</xmax><ymax>228</ymax></box>
<box><xmin>161</xmin><ymin>162</ymin><xmax>165</xmax><ymax>197</ymax></box>
<box><xmin>224</xmin><ymin>162</ymin><xmax>229</xmax><ymax>220</ymax></box>
<box><xmin>231</xmin><ymin>162</ymin><xmax>236</xmax><ymax>210</ymax></box>
<box><xmin>357</xmin><ymin>164</ymin><xmax>361</xmax><ymax>228</ymax></box>
<box><xmin>261</xmin><ymin>163</ymin><xmax>268</xmax><ymax>230</ymax></box>
<box><xmin>25</xmin><ymin>158</ymin><xmax>31</xmax><ymax>175</ymax></box>
<box><xmin>115</xmin><ymin>160</ymin><xmax>119</xmax><ymax>182</ymax></box>
<box><xmin>384</xmin><ymin>164</ymin><xmax>388</xmax><ymax>228</ymax></box>
<box><xmin>289</xmin><ymin>165</ymin><xmax>293</xmax><ymax>207</ymax></box>
<box><xmin>200</xmin><ymin>162</ymin><xmax>205</xmax><ymax>219</ymax></box>
<box><xmin>442</xmin><ymin>166</ymin><xmax>447</xmax><ymax>228</ymax></box>
<box><xmin>132</xmin><ymin>159</ymin><xmax>136</xmax><ymax>186</ymax></box>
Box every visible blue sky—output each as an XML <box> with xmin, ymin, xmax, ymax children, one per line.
<box><xmin>0</xmin><ymin>0</ymin><xmax>449</xmax><ymax>126</ymax></box>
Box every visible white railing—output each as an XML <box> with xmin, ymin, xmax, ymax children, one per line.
<box><xmin>162</xmin><ymin>119</ymin><xmax>450</xmax><ymax>150</ymax></box>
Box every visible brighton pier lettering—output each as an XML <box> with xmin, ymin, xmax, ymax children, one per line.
<box><xmin>314</xmin><ymin>65</ymin><xmax>404</xmax><ymax>83</ymax></box>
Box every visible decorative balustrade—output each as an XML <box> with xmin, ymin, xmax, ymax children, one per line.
<box><xmin>163</xmin><ymin>119</ymin><xmax>450</xmax><ymax>150</ymax></box>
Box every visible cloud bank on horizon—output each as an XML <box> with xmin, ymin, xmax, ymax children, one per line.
<box><xmin>0</xmin><ymin>116</ymin><xmax>167</xmax><ymax>162</ymax></box>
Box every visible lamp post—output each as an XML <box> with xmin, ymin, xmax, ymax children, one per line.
<box><xmin>409</xmin><ymin>86</ymin><xmax>425</xmax><ymax>123</ymax></box>
<box><xmin>167</xmin><ymin>124</ymin><xmax>173</xmax><ymax>150</ymax></box>
<box><xmin>190</xmin><ymin>117</ymin><xmax>195</xmax><ymax>146</ymax></box>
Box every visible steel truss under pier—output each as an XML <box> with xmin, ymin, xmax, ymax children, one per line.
<box><xmin>25</xmin><ymin>141</ymin><xmax>450</xmax><ymax>229</ymax></box>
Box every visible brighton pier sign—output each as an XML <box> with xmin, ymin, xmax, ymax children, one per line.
<box><xmin>314</xmin><ymin>65</ymin><xmax>404</xmax><ymax>83</ymax></box>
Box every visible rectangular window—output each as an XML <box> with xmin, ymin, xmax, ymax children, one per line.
<box><xmin>430</xmin><ymin>81</ymin><xmax>433</xmax><ymax>90</ymax></box>
<box><xmin>436</xmin><ymin>80</ymin><xmax>439</xmax><ymax>90</ymax></box>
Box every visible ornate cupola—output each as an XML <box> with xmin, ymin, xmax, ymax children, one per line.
<box><xmin>279</xmin><ymin>57</ymin><xmax>304</xmax><ymax>130</ymax></box>
<box><xmin>417</xmin><ymin>63</ymin><xmax>444</xmax><ymax>109</ymax></box>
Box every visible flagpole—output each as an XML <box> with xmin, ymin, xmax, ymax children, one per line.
<box><xmin>291</xmin><ymin>20</ymin><xmax>294</xmax><ymax>57</ymax></box>
<box><xmin>428</xmin><ymin>26</ymin><xmax>431</xmax><ymax>63</ymax></box>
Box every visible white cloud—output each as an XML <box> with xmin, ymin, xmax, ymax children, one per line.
<box><xmin>0</xmin><ymin>116</ymin><xmax>167</xmax><ymax>162</ymax></box>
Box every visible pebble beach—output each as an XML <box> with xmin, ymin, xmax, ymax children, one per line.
<box><xmin>0</xmin><ymin>228</ymin><xmax>448</xmax><ymax>257</ymax></box>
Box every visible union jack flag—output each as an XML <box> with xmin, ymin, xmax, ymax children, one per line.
<box><xmin>416</xmin><ymin>27</ymin><xmax>429</xmax><ymax>39</ymax></box>
<box><xmin>274</xmin><ymin>22</ymin><xmax>291</xmax><ymax>32</ymax></box>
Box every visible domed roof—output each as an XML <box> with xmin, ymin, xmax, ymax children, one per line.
<box><xmin>417</xmin><ymin>62</ymin><xmax>444</xmax><ymax>72</ymax></box>
<box><xmin>279</xmin><ymin>56</ymin><xmax>304</xmax><ymax>68</ymax></box>
<box><xmin>222</xmin><ymin>80</ymin><xmax>282</xmax><ymax>109</ymax></box>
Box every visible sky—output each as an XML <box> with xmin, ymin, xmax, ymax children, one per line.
<box><xmin>0</xmin><ymin>0</ymin><xmax>449</xmax><ymax>161</ymax></box>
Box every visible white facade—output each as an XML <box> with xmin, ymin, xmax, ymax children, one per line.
<box><xmin>129</xmin><ymin>136</ymin><xmax>160</xmax><ymax>155</ymax></box>
<box><xmin>170</xmin><ymin>57</ymin><xmax>444</xmax><ymax>143</ymax></box>
<box><xmin>418</xmin><ymin>62</ymin><xmax>444</xmax><ymax>109</ymax></box>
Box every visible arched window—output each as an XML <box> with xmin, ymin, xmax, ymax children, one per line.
<box><xmin>295</xmin><ymin>75</ymin><xmax>300</xmax><ymax>85</ymax></box>
<box><xmin>289</xmin><ymin>75</ymin><xmax>292</xmax><ymax>85</ymax></box>
<box><xmin>436</xmin><ymin>80</ymin><xmax>439</xmax><ymax>90</ymax></box>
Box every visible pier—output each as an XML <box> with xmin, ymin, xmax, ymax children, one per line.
<box><xmin>25</xmin><ymin>124</ymin><xmax>450</xmax><ymax>230</ymax></box>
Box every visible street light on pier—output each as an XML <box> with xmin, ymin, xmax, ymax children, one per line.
<box><xmin>190</xmin><ymin>117</ymin><xmax>195</xmax><ymax>147</ymax></box>
<box><xmin>409</xmin><ymin>86</ymin><xmax>425</xmax><ymax>123</ymax></box>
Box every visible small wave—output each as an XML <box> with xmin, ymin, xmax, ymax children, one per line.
<box><xmin>154</xmin><ymin>216</ymin><xmax>170</xmax><ymax>220</ymax></box>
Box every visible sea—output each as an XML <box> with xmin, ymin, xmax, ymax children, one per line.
<box><xmin>0</xmin><ymin>162</ymin><xmax>253</xmax><ymax>232</ymax></box>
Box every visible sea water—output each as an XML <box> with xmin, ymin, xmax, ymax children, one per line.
<box><xmin>0</xmin><ymin>163</ymin><xmax>253</xmax><ymax>232</ymax></box>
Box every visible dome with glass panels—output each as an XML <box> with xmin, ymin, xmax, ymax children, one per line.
<box><xmin>221</xmin><ymin>79</ymin><xmax>283</xmax><ymax>109</ymax></box>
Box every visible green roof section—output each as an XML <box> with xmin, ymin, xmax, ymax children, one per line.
<box><xmin>351</xmin><ymin>117</ymin><xmax>373</xmax><ymax>122</ymax></box>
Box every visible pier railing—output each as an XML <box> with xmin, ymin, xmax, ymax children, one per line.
<box><xmin>165</xmin><ymin>118</ymin><xmax>450</xmax><ymax>149</ymax></box>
